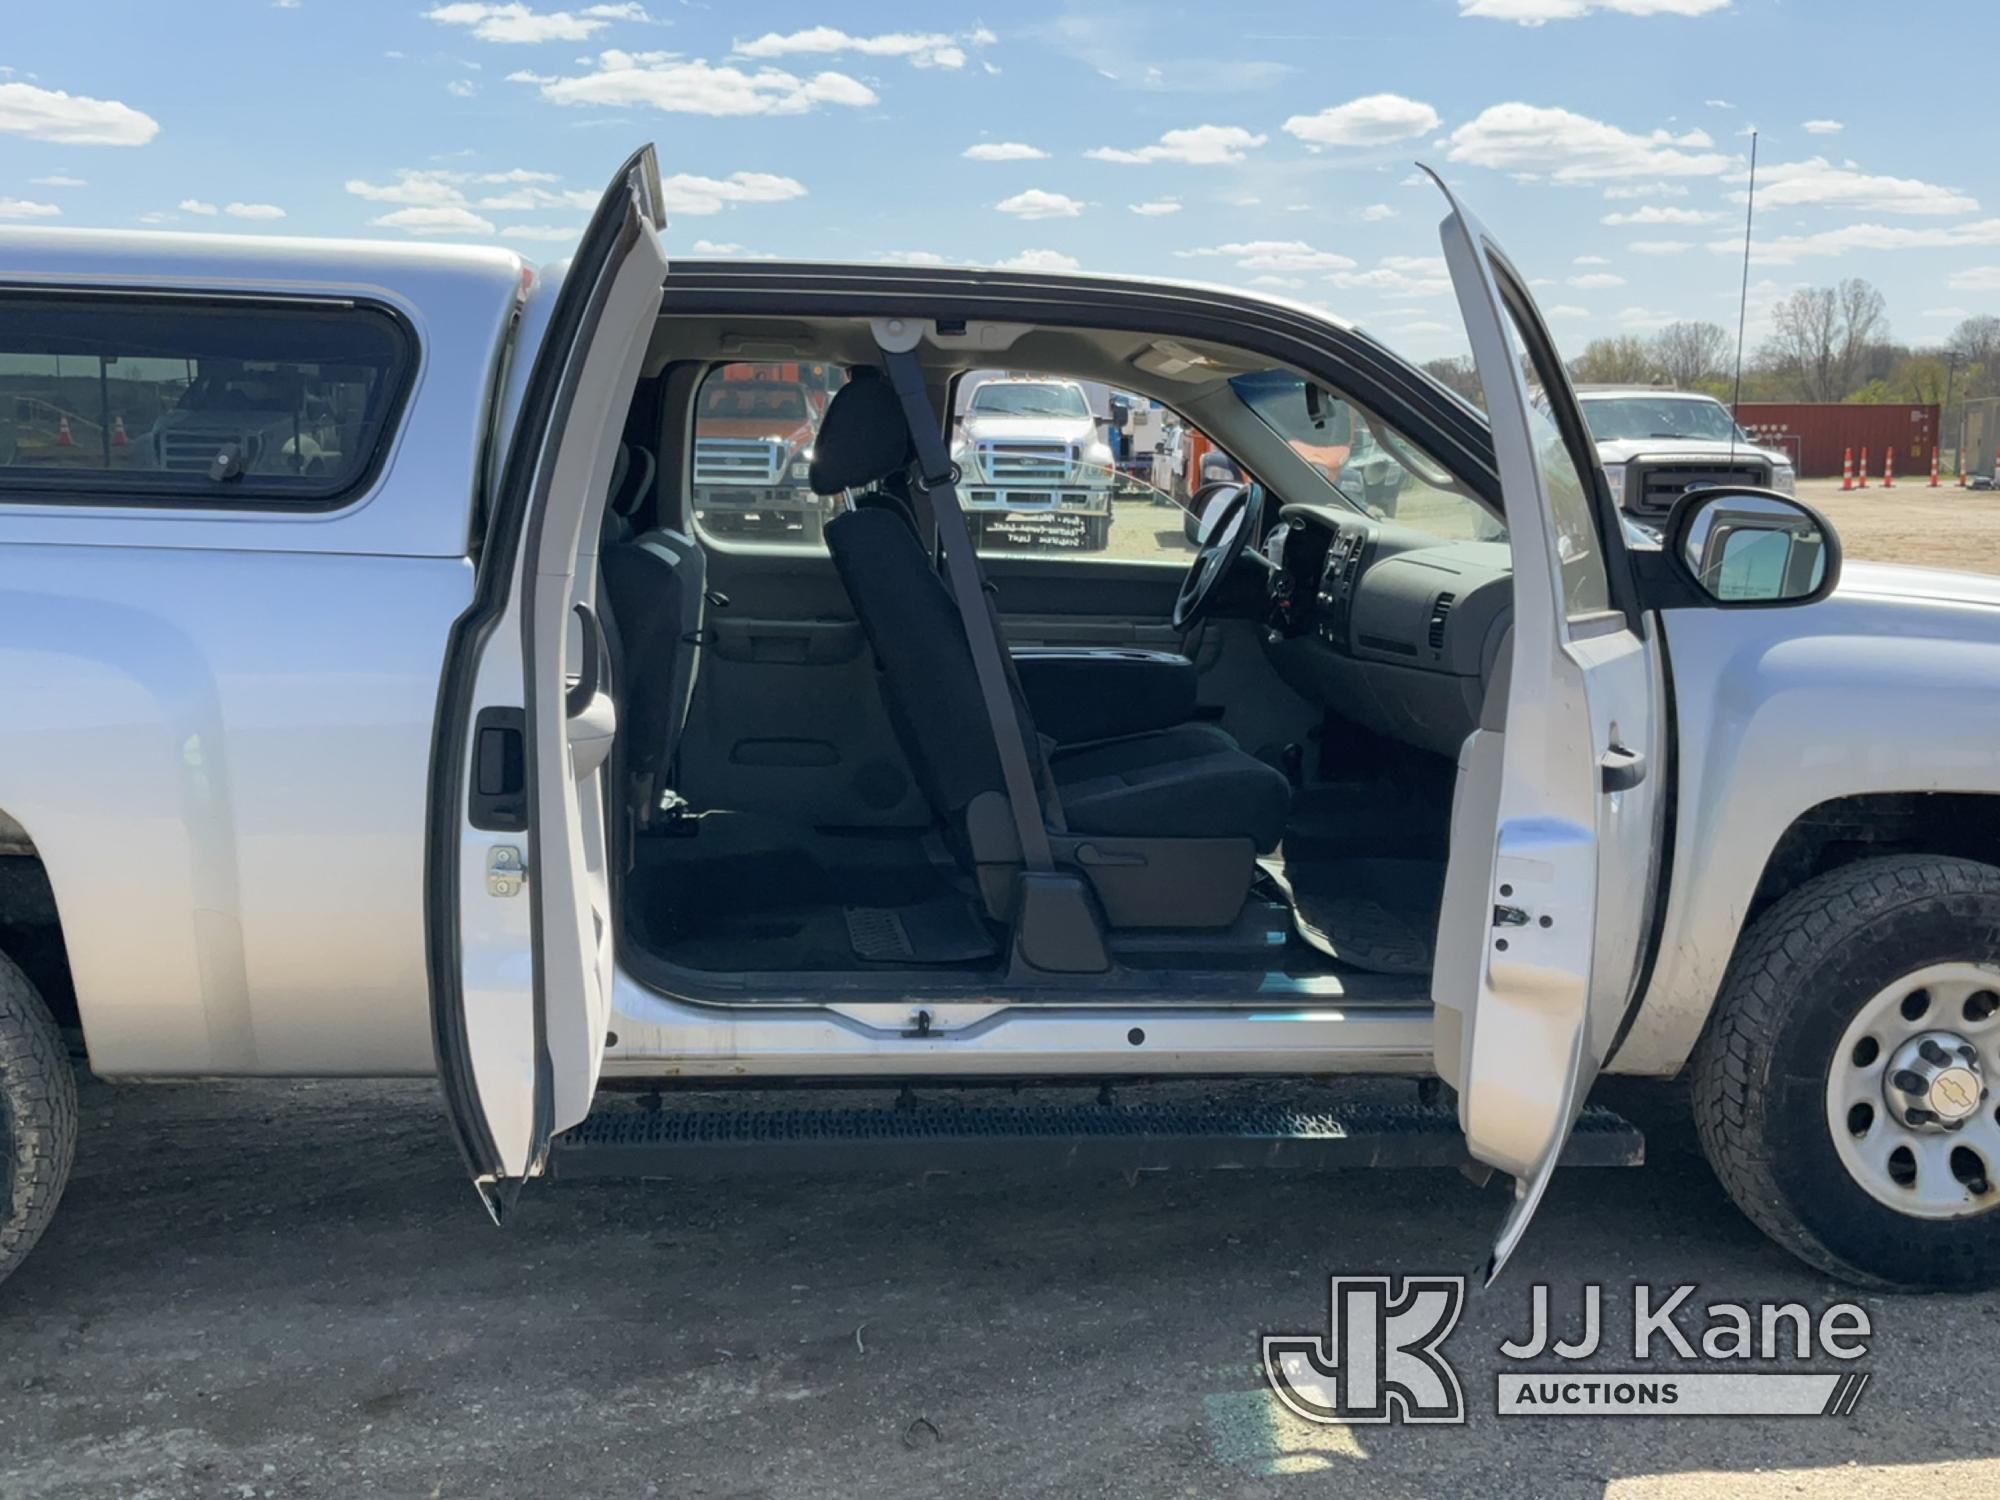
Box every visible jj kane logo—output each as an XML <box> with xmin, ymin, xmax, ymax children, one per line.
<box><xmin>1263</xmin><ymin>1279</ymin><xmax>1873</xmax><ymax>1424</ymax></box>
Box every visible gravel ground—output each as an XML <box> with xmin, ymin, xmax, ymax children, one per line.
<box><xmin>4</xmin><ymin>1069</ymin><xmax>1998</xmax><ymax>1498</ymax></box>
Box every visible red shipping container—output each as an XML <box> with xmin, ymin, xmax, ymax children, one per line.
<box><xmin>1733</xmin><ymin>402</ymin><xmax>1939</xmax><ymax>479</ymax></box>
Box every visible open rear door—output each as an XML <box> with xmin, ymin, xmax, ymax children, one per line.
<box><xmin>1426</xmin><ymin>172</ymin><xmax>1665</xmax><ymax>1280</ymax></box>
<box><xmin>429</xmin><ymin>146</ymin><xmax>668</xmax><ymax>1214</ymax></box>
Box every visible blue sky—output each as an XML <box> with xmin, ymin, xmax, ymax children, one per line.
<box><xmin>3</xmin><ymin>0</ymin><xmax>1995</xmax><ymax>360</ymax></box>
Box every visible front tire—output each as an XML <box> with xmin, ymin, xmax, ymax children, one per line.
<box><xmin>1692</xmin><ymin>855</ymin><xmax>2000</xmax><ymax>1290</ymax></box>
<box><xmin>0</xmin><ymin>950</ymin><xmax>76</xmax><ymax>1290</ymax></box>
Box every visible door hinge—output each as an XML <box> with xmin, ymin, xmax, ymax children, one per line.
<box><xmin>487</xmin><ymin>845</ymin><xmax>527</xmax><ymax>897</ymax></box>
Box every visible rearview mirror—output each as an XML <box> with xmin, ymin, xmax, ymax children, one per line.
<box><xmin>1666</xmin><ymin>489</ymin><xmax>1839</xmax><ymax>606</ymax></box>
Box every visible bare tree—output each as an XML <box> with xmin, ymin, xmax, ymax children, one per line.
<box><xmin>1947</xmin><ymin>314</ymin><xmax>2000</xmax><ymax>373</ymax></box>
<box><xmin>1763</xmin><ymin>285</ymin><xmax>1843</xmax><ymax>400</ymax></box>
<box><xmin>1569</xmin><ymin>335</ymin><xmax>1660</xmax><ymax>386</ymax></box>
<box><xmin>1421</xmin><ymin>355</ymin><xmax>1484</xmax><ymax>407</ymax></box>
<box><xmin>1651</xmin><ymin>320</ymin><xmax>1730</xmax><ymax>388</ymax></box>
<box><xmin>1836</xmin><ymin>277</ymin><xmax>1888</xmax><ymax>396</ymax></box>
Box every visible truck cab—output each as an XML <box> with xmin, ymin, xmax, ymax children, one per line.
<box><xmin>5</xmin><ymin>147</ymin><xmax>2000</xmax><ymax>1297</ymax></box>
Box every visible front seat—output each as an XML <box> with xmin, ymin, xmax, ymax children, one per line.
<box><xmin>814</xmin><ymin>373</ymin><xmax>1290</xmax><ymax>927</ymax></box>
<box><xmin>599</xmin><ymin>442</ymin><xmax>707</xmax><ymax>824</ymax></box>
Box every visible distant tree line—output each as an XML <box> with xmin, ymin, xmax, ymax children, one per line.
<box><xmin>1416</xmin><ymin>279</ymin><xmax>1999</xmax><ymax>452</ymax></box>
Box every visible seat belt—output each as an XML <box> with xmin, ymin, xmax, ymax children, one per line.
<box><xmin>875</xmin><ymin>334</ymin><xmax>1056</xmax><ymax>872</ymax></box>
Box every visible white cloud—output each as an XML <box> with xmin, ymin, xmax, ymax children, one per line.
<box><xmin>875</xmin><ymin>249</ymin><xmax>949</xmax><ymax>265</ymax></box>
<box><xmin>370</xmin><ymin>204</ymin><xmax>497</xmax><ymax>236</ymax></box>
<box><xmin>1704</xmin><ymin>99</ymin><xmax>1734</xmax><ymax>109</ymax></box>
<box><xmin>1086</xmin><ymin>124</ymin><xmax>1266</xmax><ymax>165</ymax></box>
<box><xmin>1720</xmin><ymin>219</ymin><xmax>2000</xmax><ymax>266</ymax></box>
<box><xmin>1249</xmin><ymin>275</ymin><xmax>1306</xmax><ymax>290</ymax></box>
<box><xmin>1178</xmin><ymin>240</ymin><xmax>1357</xmax><ymax>272</ymax></box>
<box><xmin>996</xmin><ymin>188</ymin><xmax>1083</xmax><ymax>219</ymax></box>
<box><xmin>480</xmin><ymin>167</ymin><xmax>560</xmax><ymax>183</ymax></box>
<box><xmin>425</xmin><ymin>3</ymin><xmax>633</xmax><ymax>45</ymax></box>
<box><xmin>29</xmin><ymin>173</ymin><xmax>85</xmax><ymax>188</ymax></box>
<box><xmin>1603</xmin><ymin>181</ymin><xmax>1690</xmax><ymax>199</ymax></box>
<box><xmin>1459</xmin><ymin>0</ymin><xmax>1731</xmax><ymax>22</ymax></box>
<box><xmin>1630</xmin><ymin>239</ymin><xmax>1695</xmax><ymax>254</ymax></box>
<box><xmin>1282</xmin><ymin>93</ymin><xmax>1440</xmax><ymax>148</ymax></box>
<box><xmin>0</xmin><ymin>197</ymin><xmax>60</xmax><ymax>219</ymax></box>
<box><xmin>661</xmin><ymin>170</ymin><xmax>806</xmax><ymax>215</ymax></box>
<box><xmin>500</xmin><ymin>223</ymin><xmax>584</xmax><ymax>241</ymax></box>
<box><xmin>1601</xmin><ymin>204</ymin><xmax>1721</xmax><ymax>225</ymax></box>
<box><xmin>525</xmin><ymin>51</ymin><xmax>878</xmax><ymax>115</ymax></box>
<box><xmin>1801</xmin><ymin>118</ymin><xmax>1844</xmax><ymax>135</ymax></box>
<box><xmin>225</xmin><ymin>202</ymin><xmax>286</xmax><ymax>220</ymax></box>
<box><xmin>1574</xmin><ymin>254</ymin><xmax>1610</xmax><ymax>264</ymax></box>
<box><xmin>1328</xmin><ymin>254</ymin><xmax>1451</xmax><ymax>298</ymax></box>
<box><xmin>1947</xmin><ymin>266</ymin><xmax>2000</xmax><ymax>291</ymax></box>
<box><xmin>995</xmin><ymin>249</ymin><xmax>1081</xmax><ymax>272</ymax></box>
<box><xmin>0</xmin><ymin>81</ymin><xmax>160</xmax><ymax>146</ymax></box>
<box><xmin>962</xmin><ymin>142</ymin><xmax>1046</xmax><ymax>161</ymax></box>
<box><xmin>1548</xmin><ymin>304</ymin><xmax>1589</xmax><ymax>317</ymax></box>
<box><xmin>1128</xmin><ymin>199</ymin><xmax>1182</xmax><ymax>216</ymax></box>
<box><xmin>447</xmin><ymin>79</ymin><xmax>479</xmax><ymax>97</ymax></box>
<box><xmin>689</xmin><ymin>238</ymin><xmax>744</xmax><ymax>254</ymax></box>
<box><xmin>346</xmin><ymin>171</ymin><xmax>468</xmax><ymax>206</ymax></box>
<box><xmin>179</xmin><ymin>198</ymin><xmax>219</xmax><ymax>215</ymax></box>
<box><xmin>1923</xmin><ymin>306</ymin><xmax>1970</xmax><ymax>319</ymax></box>
<box><xmin>1569</xmin><ymin>271</ymin><xmax>1627</xmax><ymax>287</ymax></box>
<box><xmin>1743</xmin><ymin>157</ymin><xmax>1976</xmax><ymax>216</ymax></box>
<box><xmin>1614</xmin><ymin>305</ymin><xmax>1678</xmax><ymax>330</ymax></box>
<box><xmin>734</xmin><ymin>26</ymin><xmax>989</xmax><ymax>69</ymax></box>
<box><xmin>1447</xmin><ymin>103</ymin><xmax>1732</xmax><ymax>180</ymax></box>
<box><xmin>1358</xmin><ymin>203</ymin><xmax>1397</xmax><ymax>222</ymax></box>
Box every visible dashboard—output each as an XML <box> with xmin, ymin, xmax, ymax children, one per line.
<box><xmin>1259</xmin><ymin>503</ymin><xmax>1514</xmax><ymax>759</ymax></box>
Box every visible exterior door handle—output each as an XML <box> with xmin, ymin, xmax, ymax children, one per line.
<box><xmin>1600</xmin><ymin>743</ymin><xmax>1647</xmax><ymax>793</ymax></box>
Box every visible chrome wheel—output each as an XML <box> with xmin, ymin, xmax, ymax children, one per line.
<box><xmin>1827</xmin><ymin>962</ymin><xmax>2000</xmax><ymax>1220</ymax></box>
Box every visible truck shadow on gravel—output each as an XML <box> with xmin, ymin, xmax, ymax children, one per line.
<box><xmin>2</xmin><ymin>1072</ymin><xmax>1996</xmax><ymax>1499</ymax></box>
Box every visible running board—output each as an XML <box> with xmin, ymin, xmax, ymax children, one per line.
<box><xmin>549</xmin><ymin>1094</ymin><xmax>1643</xmax><ymax>1179</ymax></box>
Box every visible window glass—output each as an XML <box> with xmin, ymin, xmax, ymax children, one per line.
<box><xmin>1494</xmin><ymin>307</ymin><xmax>1613</xmax><ymax>618</ymax></box>
<box><xmin>950</xmin><ymin>371</ymin><xmax>1210</xmax><ymax>562</ymax></box>
<box><xmin>0</xmin><ymin>296</ymin><xmax>411</xmax><ymax>506</ymax></box>
<box><xmin>687</xmin><ymin>361</ymin><xmax>843</xmax><ymax>552</ymax></box>
<box><xmin>1578</xmin><ymin>394</ymin><xmax>1744</xmax><ymax>445</ymax></box>
<box><xmin>1232</xmin><ymin>369</ymin><xmax>1505</xmax><ymax>546</ymax></box>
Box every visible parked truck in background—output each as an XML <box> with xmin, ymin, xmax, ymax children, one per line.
<box><xmin>1576</xmin><ymin>385</ymin><xmax>1797</xmax><ymax>528</ymax></box>
<box><xmin>951</xmin><ymin>374</ymin><xmax>1117</xmax><ymax>551</ymax></box>
<box><xmin>689</xmin><ymin>362</ymin><xmax>834</xmax><ymax>547</ymax></box>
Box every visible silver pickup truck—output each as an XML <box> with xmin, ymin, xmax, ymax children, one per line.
<box><xmin>5</xmin><ymin>146</ymin><xmax>2000</xmax><ymax>1296</ymax></box>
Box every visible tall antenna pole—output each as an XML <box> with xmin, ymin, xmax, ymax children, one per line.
<box><xmin>1728</xmin><ymin>128</ymin><xmax>1759</xmax><ymax>467</ymax></box>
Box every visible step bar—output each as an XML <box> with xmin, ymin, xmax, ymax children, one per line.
<box><xmin>549</xmin><ymin>1094</ymin><xmax>1643</xmax><ymax>1179</ymax></box>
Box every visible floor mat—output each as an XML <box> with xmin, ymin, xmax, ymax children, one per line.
<box><xmin>1267</xmin><ymin>856</ymin><xmax>1444</xmax><ymax>976</ymax></box>
<box><xmin>844</xmin><ymin>897</ymin><xmax>999</xmax><ymax>964</ymax></box>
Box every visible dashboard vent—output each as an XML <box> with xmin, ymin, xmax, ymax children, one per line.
<box><xmin>1427</xmin><ymin>593</ymin><xmax>1457</xmax><ymax>652</ymax></box>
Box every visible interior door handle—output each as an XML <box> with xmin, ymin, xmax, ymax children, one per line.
<box><xmin>1600</xmin><ymin>743</ymin><xmax>1647</xmax><ymax>793</ymax></box>
<box><xmin>566</xmin><ymin>602</ymin><xmax>605</xmax><ymax>718</ymax></box>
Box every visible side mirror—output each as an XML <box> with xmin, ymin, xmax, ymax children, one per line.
<box><xmin>1666</xmin><ymin>488</ymin><xmax>1840</xmax><ymax>606</ymax></box>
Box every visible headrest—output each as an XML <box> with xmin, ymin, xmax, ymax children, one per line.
<box><xmin>809</xmin><ymin>369</ymin><xmax>914</xmax><ymax>495</ymax></box>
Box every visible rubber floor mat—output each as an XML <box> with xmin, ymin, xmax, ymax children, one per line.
<box><xmin>845</xmin><ymin>897</ymin><xmax>999</xmax><ymax>964</ymax></box>
<box><xmin>1268</xmin><ymin>857</ymin><xmax>1443</xmax><ymax>976</ymax></box>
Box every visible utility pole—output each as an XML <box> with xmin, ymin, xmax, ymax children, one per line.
<box><xmin>1944</xmin><ymin>350</ymin><xmax>1961</xmax><ymax>476</ymax></box>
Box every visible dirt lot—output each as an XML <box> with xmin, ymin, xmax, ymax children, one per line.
<box><xmin>1798</xmin><ymin>476</ymin><xmax>2000</xmax><ymax>576</ymax></box>
<box><xmin>5</xmin><ymin>1071</ymin><xmax>2000</xmax><ymax>1498</ymax></box>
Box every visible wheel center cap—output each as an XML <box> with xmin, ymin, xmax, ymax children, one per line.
<box><xmin>1884</xmin><ymin>1030</ymin><xmax>1986</xmax><ymax>1127</ymax></box>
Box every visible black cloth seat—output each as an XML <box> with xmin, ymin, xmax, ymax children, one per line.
<box><xmin>814</xmin><ymin>375</ymin><xmax>1290</xmax><ymax>860</ymax></box>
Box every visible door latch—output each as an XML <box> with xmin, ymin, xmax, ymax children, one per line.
<box><xmin>487</xmin><ymin>845</ymin><xmax>527</xmax><ymax>897</ymax></box>
<box><xmin>1492</xmin><ymin>904</ymin><xmax>1529</xmax><ymax>927</ymax></box>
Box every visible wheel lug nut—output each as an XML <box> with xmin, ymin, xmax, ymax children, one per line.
<box><xmin>1907</xmin><ymin>1107</ymin><xmax>1935</xmax><ymax>1125</ymax></box>
<box><xmin>1921</xmin><ymin>1040</ymin><xmax>1953</xmax><ymax>1066</ymax></box>
<box><xmin>1893</xmin><ymin>1068</ymin><xmax>1929</xmax><ymax>1094</ymax></box>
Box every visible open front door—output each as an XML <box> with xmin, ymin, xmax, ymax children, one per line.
<box><xmin>430</xmin><ymin>146</ymin><xmax>668</xmax><ymax>1214</ymax></box>
<box><xmin>1427</xmin><ymin>173</ymin><xmax>1665</xmax><ymax>1280</ymax></box>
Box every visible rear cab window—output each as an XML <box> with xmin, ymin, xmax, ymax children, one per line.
<box><xmin>688</xmin><ymin>360</ymin><xmax>843</xmax><ymax>552</ymax></box>
<box><xmin>0</xmin><ymin>295</ymin><xmax>415</xmax><ymax>509</ymax></box>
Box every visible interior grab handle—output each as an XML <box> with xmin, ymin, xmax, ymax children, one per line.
<box><xmin>566</xmin><ymin>602</ymin><xmax>605</xmax><ymax>719</ymax></box>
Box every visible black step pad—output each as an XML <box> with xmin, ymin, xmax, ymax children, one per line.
<box><xmin>550</xmin><ymin>1096</ymin><xmax>1642</xmax><ymax>1179</ymax></box>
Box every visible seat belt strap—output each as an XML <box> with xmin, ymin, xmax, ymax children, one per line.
<box><xmin>877</xmin><ymin>341</ymin><xmax>1055</xmax><ymax>872</ymax></box>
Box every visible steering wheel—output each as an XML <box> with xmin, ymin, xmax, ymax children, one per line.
<box><xmin>1172</xmin><ymin>481</ymin><xmax>1253</xmax><ymax>632</ymax></box>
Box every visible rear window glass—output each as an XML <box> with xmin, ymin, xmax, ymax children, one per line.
<box><xmin>0</xmin><ymin>295</ymin><xmax>414</xmax><ymax>508</ymax></box>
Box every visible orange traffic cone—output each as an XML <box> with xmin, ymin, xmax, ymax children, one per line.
<box><xmin>1841</xmin><ymin>446</ymin><xmax>1854</xmax><ymax>491</ymax></box>
<box><xmin>55</xmin><ymin>415</ymin><xmax>73</xmax><ymax>447</ymax></box>
<box><xmin>1884</xmin><ymin>447</ymin><xmax>1895</xmax><ymax>489</ymax></box>
<box><xmin>1930</xmin><ymin>446</ymin><xmax>1940</xmax><ymax>487</ymax></box>
<box><xmin>1858</xmin><ymin>446</ymin><xmax>1869</xmax><ymax>488</ymax></box>
<box><xmin>111</xmin><ymin>415</ymin><xmax>128</xmax><ymax>446</ymax></box>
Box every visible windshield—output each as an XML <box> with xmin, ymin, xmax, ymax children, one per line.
<box><xmin>1580</xmin><ymin>395</ymin><xmax>1743</xmax><ymax>444</ymax></box>
<box><xmin>700</xmin><ymin>383</ymin><xmax>809</xmax><ymax>421</ymax></box>
<box><xmin>970</xmin><ymin>382</ymin><xmax>1089</xmax><ymax>419</ymax></box>
<box><xmin>1231</xmin><ymin>368</ymin><xmax>1505</xmax><ymax>544</ymax></box>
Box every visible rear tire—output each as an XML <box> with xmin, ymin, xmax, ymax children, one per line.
<box><xmin>0</xmin><ymin>949</ymin><xmax>76</xmax><ymax>1290</ymax></box>
<box><xmin>1691</xmin><ymin>855</ymin><xmax>2000</xmax><ymax>1291</ymax></box>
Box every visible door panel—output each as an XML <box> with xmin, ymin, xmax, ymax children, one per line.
<box><xmin>1427</xmin><ymin>174</ymin><xmax>1663</xmax><ymax>1279</ymax></box>
<box><xmin>434</xmin><ymin>146</ymin><xmax>667</xmax><ymax>1205</ymax></box>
